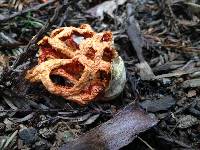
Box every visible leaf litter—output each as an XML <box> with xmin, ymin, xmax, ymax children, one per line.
<box><xmin>0</xmin><ymin>0</ymin><xmax>200</xmax><ymax>149</ymax></box>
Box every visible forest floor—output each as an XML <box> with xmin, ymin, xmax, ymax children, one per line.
<box><xmin>0</xmin><ymin>0</ymin><xmax>200</xmax><ymax>149</ymax></box>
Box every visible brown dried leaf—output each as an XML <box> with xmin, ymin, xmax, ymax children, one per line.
<box><xmin>59</xmin><ymin>104</ymin><xmax>158</xmax><ymax>150</ymax></box>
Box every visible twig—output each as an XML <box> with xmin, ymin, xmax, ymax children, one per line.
<box><xmin>127</xmin><ymin>71</ymin><xmax>140</xmax><ymax>102</ymax></box>
<box><xmin>0</xmin><ymin>0</ymin><xmax>57</xmax><ymax>23</ymax></box>
<box><xmin>126</xmin><ymin>3</ymin><xmax>155</xmax><ymax>80</ymax></box>
<box><xmin>58</xmin><ymin>10</ymin><xmax>68</xmax><ymax>27</ymax></box>
<box><xmin>126</xmin><ymin>3</ymin><xmax>144</xmax><ymax>62</ymax></box>
<box><xmin>0</xmin><ymin>109</ymin><xmax>69</xmax><ymax>113</ymax></box>
<box><xmin>174</xmin><ymin>100</ymin><xmax>196</xmax><ymax>115</ymax></box>
<box><xmin>12</xmin><ymin>0</ymin><xmax>67</xmax><ymax>68</ymax></box>
<box><xmin>154</xmin><ymin>67</ymin><xmax>200</xmax><ymax>79</ymax></box>
<box><xmin>3</xmin><ymin>130</ymin><xmax>18</xmax><ymax>149</ymax></box>
<box><xmin>163</xmin><ymin>44</ymin><xmax>200</xmax><ymax>54</ymax></box>
<box><xmin>138</xmin><ymin>136</ymin><xmax>155</xmax><ymax>150</ymax></box>
<box><xmin>157</xmin><ymin>136</ymin><xmax>191</xmax><ymax>149</ymax></box>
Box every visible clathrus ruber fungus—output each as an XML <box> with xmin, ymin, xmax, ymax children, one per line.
<box><xmin>26</xmin><ymin>24</ymin><xmax>126</xmax><ymax>105</ymax></box>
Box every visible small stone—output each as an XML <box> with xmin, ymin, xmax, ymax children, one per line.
<box><xmin>56</xmin><ymin>130</ymin><xmax>75</xmax><ymax>144</ymax></box>
<box><xmin>62</xmin><ymin>131</ymin><xmax>75</xmax><ymax>142</ymax></box>
<box><xmin>19</xmin><ymin>128</ymin><xmax>38</xmax><ymax>144</ymax></box>
<box><xmin>3</xmin><ymin>118</ymin><xmax>17</xmax><ymax>132</ymax></box>
<box><xmin>74</xmin><ymin>125</ymin><xmax>81</xmax><ymax>130</ymax></box>
<box><xmin>32</xmin><ymin>139</ymin><xmax>51</xmax><ymax>150</ymax></box>
<box><xmin>178</xmin><ymin>115</ymin><xmax>198</xmax><ymax>129</ymax></box>
<box><xmin>161</xmin><ymin>78</ymin><xmax>171</xmax><ymax>85</ymax></box>
<box><xmin>187</xmin><ymin>90</ymin><xmax>196</xmax><ymax>98</ymax></box>
<box><xmin>39</xmin><ymin>128</ymin><xmax>55</xmax><ymax>139</ymax></box>
<box><xmin>39</xmin><ymin>115</ymin><xmax>47</xmax><ymax>121</ymax></box>
<box><xmin>0</xmin><ymin>106</ymin><xmax>7</xmax><ymax>117</ymax></box>
<box><xmin>136</xmin><ymin>61</ymin><xmax>155</xmax><ymax>80</ymax></box>
<box><xmin>0</xmin><ymin>123</ymin><xmax>5</xmax><ymax>133</ymax></box>
<box><xmin>176</xmin><ymin>97</ymin><xmax>186</xmax><ymax>106</ymax></box>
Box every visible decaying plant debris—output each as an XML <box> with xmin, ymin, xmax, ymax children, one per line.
<box><xmin>60</xmin><ymin>104</ymin><xmax>158</xmax><ymax>150</ymax></box>
<box><xmin>0</xmin><ymin>0</ymin><xmax>200</xmax><ymax>149</ymax></box>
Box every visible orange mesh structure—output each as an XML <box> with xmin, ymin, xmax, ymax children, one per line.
<box><xmin>26</xmin><ymin>24</ymin><xmax>118</xmax><ymax>105</ymax></box>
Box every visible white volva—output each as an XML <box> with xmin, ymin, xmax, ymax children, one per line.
<box><xmin>103</xmin><ymin>56</ymin><xmax>126</xmax><ymax>100</ymax></box>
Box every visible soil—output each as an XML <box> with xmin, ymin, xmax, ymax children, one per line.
<box><xmin>0</xmin><ymin>0</ymin><xmax>200</xmax><ymax>149</ymax></box>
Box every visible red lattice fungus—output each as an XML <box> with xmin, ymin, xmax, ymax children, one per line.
<box><xmin>26</xmin><ymin>24</ymin><xmax>118</xmax><ymax>105</ymax></box>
